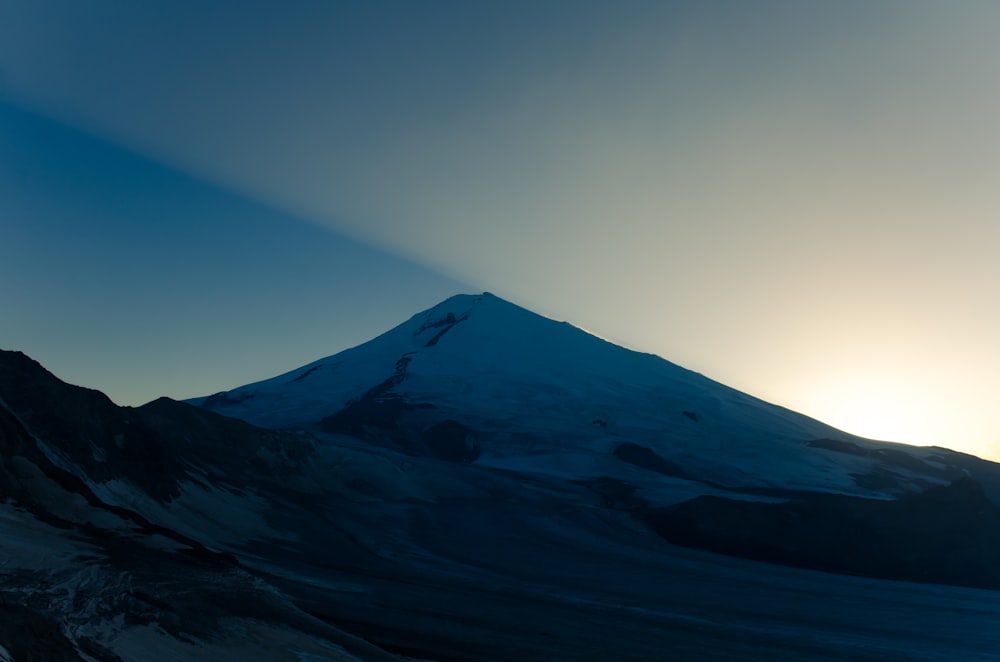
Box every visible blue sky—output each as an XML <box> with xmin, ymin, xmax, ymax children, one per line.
<box><xmin>0</xmin><ymin>99</ymin><xmax>467</xmax><ymax>402</ymax></box>
<box><xmin>2</xmin><ymin>1</ymin><xmax>999</xmax><ymax>458</ymax></box>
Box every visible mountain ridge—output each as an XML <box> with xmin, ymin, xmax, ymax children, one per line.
<box><xmin>192</xmin><ymin>292</ymin><xmax>980</xmax><ymax>499</ymax></box>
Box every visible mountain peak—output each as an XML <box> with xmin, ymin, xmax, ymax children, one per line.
<box><xmin>404</xmin><ymin>291</ymin><xmax>567</xmax><ymax>349</ymax></box>
<box><xmin>0</xmin><ymin>348</ymin><xmax>119</xmax><ymax>423</ymax></box>
<box><xmin>409</xmin><ymin>291</ymin><xmax>533</xmax><ymax>329</ymax></box>
<box><xmin>192</xmin><ymin>291</ymin><xmax>886</xmax><ymax>494</ymax></box>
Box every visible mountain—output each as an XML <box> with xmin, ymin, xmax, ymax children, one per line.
<box><xmin>5</xmin><ymin>293</ymin><xmax>1000</xmax><ymax>660</ymax></box>
<box><xmin>0</xmin><ymin>350</ymin><xmax>391</xmax><ymax>661</ymax></box>
<box><xmin>194</xmin><ymin>292</ymin><xmax>997</xmax><ymax>500</ymax></box>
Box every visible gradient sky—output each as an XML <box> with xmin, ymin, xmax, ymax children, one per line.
<box><xmin>2</xmin><ymin>1</ymin><xmax>998</xmax><ymax>459</ymax></box>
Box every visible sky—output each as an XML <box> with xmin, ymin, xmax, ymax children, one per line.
<box><xmin>1</xmin><ymin>1</ymin><xmax>998</xmax><ymax>459</ymax></box>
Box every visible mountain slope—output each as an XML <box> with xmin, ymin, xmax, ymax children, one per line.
<box><xmin>8</xmin><ymin>294</ymin><xmax>1000</xmax><ymax>659</ymax></box>
<box><xmin>0</xmin><ymin>350</ymin><xmax>391</xmax><ymax>661</ymax></box>
<box><xmin>195</xmin><ymin>292</ymin><xmax>991</xmax><ymax>499</ymax></box>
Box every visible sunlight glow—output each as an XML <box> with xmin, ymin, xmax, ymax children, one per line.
<box><xmin>824</xmin><ymin>380</ymin><xmax>933</xmax><ymax>445</ymax></box>
<box><xmin>801</xmin><ymin>371</ymin><xmax>998</xmax><ymax>462</ymax></box>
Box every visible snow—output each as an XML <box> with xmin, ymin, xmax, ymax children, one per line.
<box><xmin>89</xmin><ymin>477</ymin><xmax>293</xmax><ymax>549</ymax></box>
<box><xmin>192</xmin><ymin>292</ymin><xmax>952</xmax><ymax>499</ymax></box>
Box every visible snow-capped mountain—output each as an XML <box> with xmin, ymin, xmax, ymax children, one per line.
<box><xmin>195</xmin><ymin>292</ymin><xmax>995</xmax><ymax>500</ymax></box>
<box><xmin>6</xmin><ymin>294</ymin><xmax>1000</xmax><ymax>660</ymax></box>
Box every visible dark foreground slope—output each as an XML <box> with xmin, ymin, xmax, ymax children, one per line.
<box><xmin>0</xmin><ymin>350</ymin><xmax>391</xmax><ymax>661</ymax></box>
<box><xmin>648</xmin><ymin>478</ymin><xmax>1000</xmax><ymax>590</ymax></box>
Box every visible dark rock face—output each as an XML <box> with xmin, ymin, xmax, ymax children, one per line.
<box><xmin>0</xmin><ymin>605</ymin><xmax>82</xmax><ymax>661</ymax></box>
<box><xmin>807</xmin><ymin>438</ymin><xmax>960</xmax><ymax>478</ymax></box>
<box><xmin>322</xmin><ymin>399</ymin><xmax>480</xmax><ymax>463</ymax></box>
<box><xmin>647</xmin><ymin>478</ymin><xmax>1000</xmax><ymax>590</ymax></box>
<box><xmin>319</xmin><ymin>351</ymin><xmax>479</xmax><ymax>463</ymax></box>
<box><xmin>614</xmin><ymin>442</ymin><xmax>693</xmax><ymax>480</ymax></box>
<box><xmin>586</xmin><ymin>477</ymin><xmax>643</xmax><ymax>509</ymax></box>
<box><xmin>200</xmin><ymin>389</ymin><xmax>255</xmax><ymax>408</ymax></box>
<box><xmin>0</xmin><ymin>351</ymin><xmax>303</xmax><ymax>540</ymax></box>
<box><xmin>805</xmin><ymin>438</ymin><xmax>1000</xmax><ymax>496</ymax></box>
<box><xmin>135</xmin><ymin>397</ymin><xmax>316</xmax><ymax>487</ymax></box>
<box><xmin>321</xmin><ymin>353</ymin><xmax>418</xmax><ymax>442</ymax></box>
<box><xmin>0</xmin><ymin>350</ymin><xmax>390</xmax><ymax>659</ymax></box>
<box><xmin>421</xmin><ymin>420</ymin><xmax>480</xmax><ymax>463</ymax></box>
<box><xmin>0</xmin><ymin>351</ymin><xmax>315</xmax><ymax>504</ymax></box>
<box><xmin>0</xmin><ymin>351</ymin><xmax>183</xmax><ymax>498</ymax></box>
<box><xmin>322</xmin><ymin>395</ymin><xmax>419</xmax><ymax>447</ymax></box>
<box><xmin>414</xmin><ymin>311</ymin><xmax>469</xmax><ymax>347</ymax></box>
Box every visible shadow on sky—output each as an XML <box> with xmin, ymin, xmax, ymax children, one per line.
<box><xmin>0</xmin><ymin>98</ymin><xmax>469</xmax><ymax>405</ymax></box>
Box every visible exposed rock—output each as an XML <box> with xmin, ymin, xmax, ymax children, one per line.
<box><xmin>414</xmin><ymin>311</ymin><xmax>469</xmax><ymax>347</ymax></box>
<box><xmin>613</xmin><ymin>442</ymin><xmax>694</xmax><ymax>480</ymax></box>
<box><xmin>0</xmin><ymin>605</ymin><xmax>82</xmax><ymax>661</ymax></box>
<box><xmin>647</xmin><ymin>478</ymin><xmax>1000</xmax><ymax>590</ymax></box>
<box><xmin>420</xmin><ymin>420</ymin><xmax>479</xmax><ymax>463</ymax></box>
